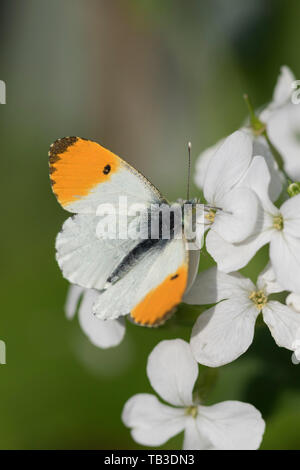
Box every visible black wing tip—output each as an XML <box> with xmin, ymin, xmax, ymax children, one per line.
<box><xmin>48</xmin><ymin>136</ymin><xmax>78</xmax><ymax>165</ymax></box>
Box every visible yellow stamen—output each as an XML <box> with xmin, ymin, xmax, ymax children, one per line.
<box><xmin>273</xmin><ymin>214</ymin><xmax>284</xmax><ymax>231</ymax></box>
<box><xmin>249</xmin><ymin>290</ymin><xmax>268</xmax><ymax>311</ymax></box>
<box><xmin>185</xmin><ymin>406</ymin><xmax>198</xmax><ymax>418</ymax></box>
<box><xmin>205</xmin><ymin>209</ymin><xmax>216</xmax><ymax>224</ymax></box>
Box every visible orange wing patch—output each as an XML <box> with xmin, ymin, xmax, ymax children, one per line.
<box><xmin>130</xmin><ymin>264</ymin><xmax>188</xmax><ymax>326</ymax></box>
<box><xmin>49</xmin><ymin>137</ymin><xmax>121</xmax><ymax>208</ymax></box>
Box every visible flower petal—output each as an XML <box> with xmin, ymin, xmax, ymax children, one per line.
<box><xmin>196</xmin><ymin>401</ymin><xmax>265</xmax><ymax>450</ymax></box>
<box><xmin>266</xmin><ymin>103</ymin><xmax>300</xmax><ymax>180</ymax></box>
<box><xmin>78</xmin><ymin>289</ymin><xmax>125</xmax><ymax>349</ymax></box>
<box><xmin>263</xmin><ymin>300</ymin><xmax>300</xmax><ymax>350</ymax></box>
<box><xmin>65</xmin><ymin>284</ymin><xmax>84</xmax><ymax>319</ymax></box>
<box><xmin>259</xmin><ymin>66</ymin><xmax>295</xmax><ymax>122</ymax></box>
<box><xmin>206</xmin><ymin>227</ymin><xmax>272</xmax><ymax>273</ymax></box>
<box><xmin>146</xmin><ymin>339</ymin><xmax>198</xmax><ymax>407</ymax></box>
<box><xmin>281</xmin><ymin>194</ymin><xmax>300</xmax><ymax>238</ymax></box>
<box><xmin>212</xmin><ymin>187</ymin><xmax>259</xmax><ymax>243</ymax></box>
<box><xmin>270</xmin><ymin>231</ymin><xmax>300</xmax><ymax>294</ymax></box>
<box><xmin>251</xmin><ymin>139</ymin><xmax>283</xmax><ymax>202</ymax></box>
<box><xmin>194</xmin><ymin>139</ymin><xmax>224</xmax><ymax>189</ymax></box>
<box><xmin>286</xmin><ymin>293</ymin><xmax>300</xmax><ymax>312</ymax></box>
<box><xmin>183</xmin><ymin>417</ymin><xmax>213</xmax><ymax>450</ymax></box>
<box><xmin>122</xmin><ymin>393</ymin><xmax>186</xmax><ymax>447</ymax></box>
<box><xmin>204</xmin><ymin>131</ymin><xmax>252</xmax><ymax>204</ymax></box>
<box><xmin>271</xmin><ymin>65</ymin><xmax>295</xmax><ymax>108</ymax></box>
<box><xmin>190</xmin><ymin>299</ymin><xmax>259</xmax><ymax>367</ymax></box>
<box><xmin>184</xmin><ymin>266</ymin><xmax>254</xmax><ymax>305</ymax></box>
<box><xmin>256</xmin><ymin>263</ymin><xmax>283</xmax><ymax>294</ymax></box>
<box><xmin>238</xmin><ymin>155</ymin><xmax>278</xmax><ymax>214</ymax></box>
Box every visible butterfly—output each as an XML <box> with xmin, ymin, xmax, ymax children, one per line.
<box><xmin>49</xmin><ymin>137</ymin><xmax>201</xmax><ymax>327</ymax></box>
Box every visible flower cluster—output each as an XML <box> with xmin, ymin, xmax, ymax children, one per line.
<box><xmin>61</xmin><ymin>66</ymin><xmax>300</xmax><ymax>450</ymax></box>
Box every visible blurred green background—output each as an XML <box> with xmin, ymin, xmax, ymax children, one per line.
<box><xmin>1</xmin><ymin>0</ymin><xmax>300</xmax><ymax>449</ymax></box>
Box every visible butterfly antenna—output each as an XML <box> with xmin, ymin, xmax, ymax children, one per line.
<box><xmin>187</xmin><ymin>142</ymin><xmax>192</xmax><ymax>201</ymax></box>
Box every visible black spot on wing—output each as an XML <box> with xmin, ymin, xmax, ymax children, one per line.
<box><xmin>103</xmin><ymin>164</ymin><xmax>111</xmax><ymax>175</ymax></box>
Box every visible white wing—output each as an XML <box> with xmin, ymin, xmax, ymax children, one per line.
<box><xmin>92</xmin><ymin>237</ymin><xmax>189</xmax><ymax>326</ymax></box>
<box><xmin>56</xmin><ymin>213</ymin><xmax>143</xmax><ymax>290</ymax></box>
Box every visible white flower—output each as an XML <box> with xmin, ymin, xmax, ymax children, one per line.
<box><xmin>185</xmin><ymin>265</ymin><xmax>300</xmax><ymax>367</ymax></box>
<box><xmin>200</xmin><ymin>130</ymin><xmax>260</xmax><ymax>245</ymax></box>
<box><xmin>196</xmin><ymin>134</ymin><xmax>282</xmax><ymax>203</ymax></box>
<box><xmin>206</xmin><ymin>156</ymin><xmax>300</xmax><ymax>294</ymax></box>
<box><xmin>122</xmin><ymin>339</ymin><xmax>265</xmax><ymax>450</ymax></box>
<box><xmin>260</xmin><ymin>66</ymin><xmax>300</xmax><ymax>180</ymax></box>
<box><xmin>65</xmin><ymin>284</ymin><xmax>125</xmax><ymax>348</ymax></box>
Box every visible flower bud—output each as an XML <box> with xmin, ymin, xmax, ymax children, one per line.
<box><xmin>287</xmin><ymin>181</ymin><xmax>300</xmax><ymax>198</ymax></box>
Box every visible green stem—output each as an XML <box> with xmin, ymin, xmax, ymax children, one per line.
<box><xmin>243</xmin><ymin>94</ymin><xmax>265</xmax><ymax>133</ymax></box>
<box><xmin>263</xmin><ymin>130</ymin><xmax>290</xmax><ymax>180</ymax></box>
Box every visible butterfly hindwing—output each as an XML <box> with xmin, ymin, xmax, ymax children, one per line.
<box><xmin>93</xmin><ymin>237</ymin><xmax>188</xmax><ymax>326</ymax></box>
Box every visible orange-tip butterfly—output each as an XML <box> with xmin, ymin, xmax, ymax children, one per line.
<box><xmin>49</xmin><ymin>137</ymin><xmax>202</xmax><ymax>326</ymax></box>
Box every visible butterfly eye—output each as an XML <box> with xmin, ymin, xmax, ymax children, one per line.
<box><xmin>103</xmin><ymin>164</ymin><xmax>111</xmax><ymax>175</ymax></box>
